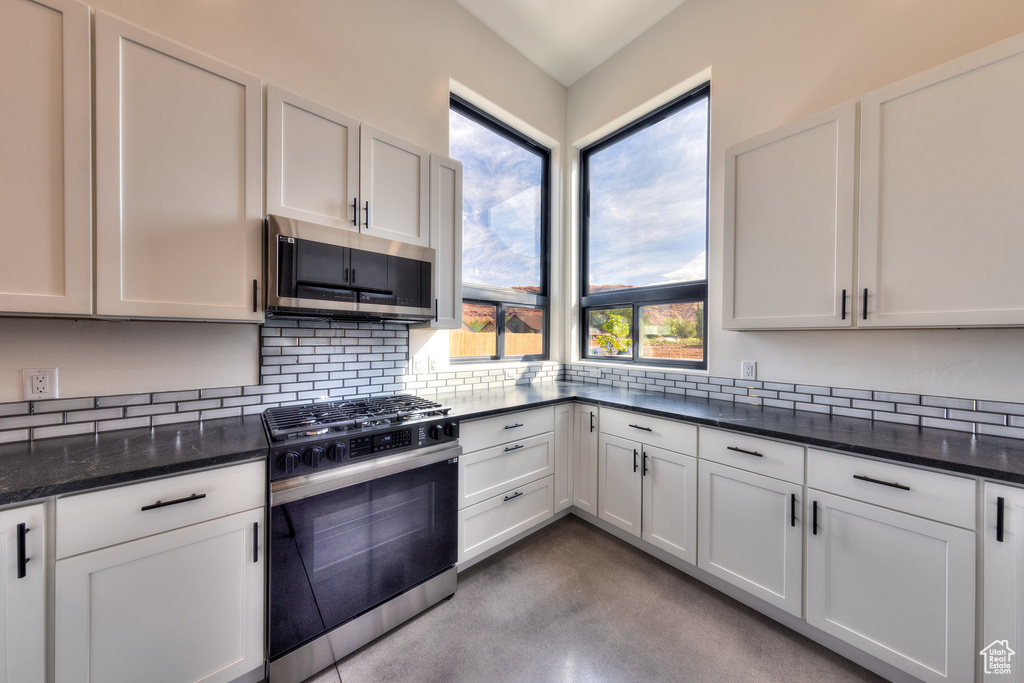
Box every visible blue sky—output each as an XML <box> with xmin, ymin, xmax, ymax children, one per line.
<box><xmin>449</xmin><ymin>109</ymin><xmax>542</xmax><ymax>290</ymax></box>
<box><xmin>450</xmin><ymin>97</ymin><xmax>708</xmax><ymax>292</ymax></box>
<box><xmin>587</xmin><ymin>97</ymin><xmax>708</xmax><ymax>290</ymax></box>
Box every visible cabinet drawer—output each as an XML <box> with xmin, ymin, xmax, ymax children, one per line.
<box><xmin>699</xmin><ymin>428</ymin><xmax>804</xmax><ymax>484</ymax></box>
<box><xmin>599</xmin><ymin>408</ymin><xmax>697</xmax><ymax>456</ymax></box>
<box><xmin>458</xmin><ymin>475</ymin><xmax>554</xmax><ymax>564</ymax></box>
<box><xmin>460</xmin><ymin>407</ymin><xmax>555</xmax><ymax>454</ymax></box>
<box><xmin>57</xmin><ymin>460</ymin><xmax>265</xmax><ymax>559</ymax></box>
<box><xmin>460</xmin><ymin>433</ymin><xmax>554</xmax><ymax>509</ymax></box>
<box><xmin>807</xmin><ymin>449</ymin><xmax>975</xmax><ymax>529</ymax></box>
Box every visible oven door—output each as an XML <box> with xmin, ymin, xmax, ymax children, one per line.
<box><xmin>269</xmin><ymin>446</ymin><xmax>458</xmax><ymax>660</ymax></box>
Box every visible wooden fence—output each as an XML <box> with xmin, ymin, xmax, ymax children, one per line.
<box><xmin>450</xmin><ymin>331</ymin><xmax>543</xmax><ymax>358</ymax></box>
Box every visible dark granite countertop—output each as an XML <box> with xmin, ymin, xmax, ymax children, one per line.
<box><xmin>443</xmin><ymin>383</ymin><xmax>1024</xmax><ymax>485</ymax></box>
<box><xmin>2</xmin><ymin>381</ymin><xmax>1024</xmax><ymax>506</ymax></box>
<box><xmin>0</xmin><ymin>415</ymin><xmax>268</xmax><ymax>506</ymax></box>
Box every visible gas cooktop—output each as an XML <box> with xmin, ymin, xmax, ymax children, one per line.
<box><xmin>262</xmin><ymin>395</ymin><xmax>458</xmax><ymax>480</ymax></box>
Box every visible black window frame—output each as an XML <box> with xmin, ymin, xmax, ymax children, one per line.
<box><xmin>579</xmin><ymin>82</ymin><xmax>710</xmax><ymax>370</ymax></box>
<box><xmin>450</xmin><ymin>93</ymin><xmax>551</xmax><ymax>363</ymax></box>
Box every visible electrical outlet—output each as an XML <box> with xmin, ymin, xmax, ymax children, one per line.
<box><xmin>504</xmin><ymin>368</ymin><xmax>516</xmax><ymax>380</ymax></box>
<box><xmin>589</xmin><ymin>367</ymin><xmax>603</xmax><ymax>379</ymax></box>
<box><xmin>741</xmin><ymin>361</ymin><xmax>757</xmax><ymax>381</ymax></box>
<box><xmin>429</xmin><ymin>357</ymin><xmax>439</xmax><ymax>373</ymax></box>
<box><xmin>23</xmin><ymin>368</ymin><xmax>58</xmax><ymax>400</ymax></box>
<box><xmin>413</xmin><ymin>357</ymin><xmax>426</xmax><ymax>374</ymax></box>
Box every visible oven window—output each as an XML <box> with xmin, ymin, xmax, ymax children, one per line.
<box><xmin>269</xmin><ymin>459</ymin><xmax>458</xmax><ymax>659</ymax></box>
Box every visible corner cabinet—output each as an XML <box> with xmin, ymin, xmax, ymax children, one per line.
<box><xmin>415</xmin><ymin>153</ymin><xmax>463</xmax><ymax>329</ymax></box>
<box><xmin>0</xmin><ymin>0</ymin><xmax>91</xmax><ymax>316</ymax></box>
<box><xmin>805</xmin><ymin>449</ymin><xmax>976</xmax><ymax>683</ymax></box>
<box><xmin>94</xmin><ymin>13</ymin><xmax>263</xmax><ymax>321</ymax></box>
<box><xmin>54</xmin><ymin>461</ymin><xmax>265</xmax><ymax>683</ymax></box>
<box><xmin>723</xmin><ymin>102</ymin><xmax>856</xmax><ymax>329</ymax></box>
<box><xmin>572</xmin><ymin>404</ymin><xmax>599</xmax><ymax>516</ymax></box>
<box><xmin>983</xmin><ymin>481</ymin><xmax>1024</xmax><ymax>682</ymax></box>
<box><xmin>0</xmin><ymin>503</ymin><xmax>47</xmax><ymax>683</ymax></box>
<box><xmin>597</xmin><ymin>408</ymin><xmax>697</xmax><ymax>564</ymax></box>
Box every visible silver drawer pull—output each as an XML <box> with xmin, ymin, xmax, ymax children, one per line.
<box><xmin>504</xmin><ymin>491</ymin><xmax>523</xmax><ymax>502</ymax></box>
<box><xmin>853</xmin><ymin>474</ymin><xmax>910</xmax><ymax>491</ymax></box>
<box><xmin>505</xmin><ymin>444</ymin><xmax>524</xmax><ymax>452</ymax></box>
<box><xmin>504</xmin><ymin>423</ymin><xmax>524</xmax><ymax>430</ymax></box>
<box><xmin>141</xmin><ymin>492</ymin><xmax>207</xmax><ymax>511</ymax></box>
<box><xmin>727</xmin><ymin>446</ymin><xmax>763</xmax><ymax>458</ymax></box>
<box><xmin>629</xmin><ymin>424</ymin><xmax>652</xmax><ymax>432</ymax></box>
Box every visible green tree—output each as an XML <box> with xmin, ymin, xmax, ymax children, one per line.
<box><xmin>594</xmin><ymin>312</ymin><xmax>632</xmax><ymax>354</ymax></box>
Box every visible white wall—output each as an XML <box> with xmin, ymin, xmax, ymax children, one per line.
<box><xmin>567</xmin><ymin>0</ymin><xmax>1024</xmax><ymax>402</ymax></box>
<box><xmin>0</xmin><ymin>0</ymin><xmax>565</xmax><ymax>403</ymax></box>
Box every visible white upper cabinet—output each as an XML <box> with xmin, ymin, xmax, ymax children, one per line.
<box><xmin>0</xmin><ymin>0</ymin><xmax>91</xmax><ymax>316</ymax></box>
<box><xmin>359</xmin><ymin>124</ymin><xmax>430</xmax><ymax>246</ymax></box>
<box><xmin>417</xmin><ymin>153</ymin><xmax>463</xmax><ymax>329</ymax></box>
<box><xmin>859</xmin><ymin>32</ymin><xmax>1024</xmax><ymax>327</ymax></box>
<box><xmin>723</xmin><ymin>103</ymin><xmax>856</xmax><ymax>329</ymax></box>
<box><xmin>94</xmin><ymin>13</ymin><xmax>263</xmax><ymax>321</ymax></box>
<box><xmin>266</xmin><ymin>85</ymin><xmax>360</xmax><ymax>230</ymax></box>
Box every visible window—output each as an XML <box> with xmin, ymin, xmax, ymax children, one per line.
<box><xmin>580</xmin><ymin>83</ymin><xmax>709</xmax><ymax>369</ymax></box>
<box><xmin>449</xmin><ymin>94</ymin><xmax>550</xmax><ymax>361</ymax></box>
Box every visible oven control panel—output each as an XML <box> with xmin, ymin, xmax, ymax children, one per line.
<box><xmin>269</xmin><ymin>416</ymin><xmax>460</xmax><ymax>480</ymax></box>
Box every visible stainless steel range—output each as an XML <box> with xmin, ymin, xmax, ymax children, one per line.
<box><xmin>263</xmin><ymin>395</ymin><xmax>461</xmax><ymax>683</ymax></box>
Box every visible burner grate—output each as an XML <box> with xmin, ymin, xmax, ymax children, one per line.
<box><xmin>263</xmin><ymin>394</ymin><xmax>449</xmax><ymax>441</ymax></box>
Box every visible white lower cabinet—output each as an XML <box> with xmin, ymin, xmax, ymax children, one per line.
<box><xmin>0</xmin><ymin>503</ymin><xmax>46</xmax><ymax>683</ymax></box>
<box><xmin>598</xmin><ymin>409</ymin><xmax>697</xmax><ymax>564</ymax></box>
<box><xmin>697</xmin><ymin>460</ymin><xmax>803</xmax><ymax>616</ymax></box>
<box><xmin>572</xmin><ymin>404</ymin><xmax>599</xmax><ymax>516</ymax></box>
<box><xmin>458</xmin><ymin>476</ymin><xmax>554</xmax><ymax>564</ymax></box>
<box><xmin>55</xmin><ymin>462</ymin><xmax>265</xmax><ymax>683</ymax></box>
<box><xmin>457</xmin><ymin>406</ymin><xmax>564</xmax><ymax>564</ymax></box>
<box><xmin>983</xmin><ymin>481</ymin><xmax>1024</xmax><ymax>682</ymax></box>
<box><xmin>806</xmin><ymin>451</ymin><xmax>976</xmax><ymax>683</ymax></box>
<box><xmin>553</xmin><ymin>404</ymin><xmax>573</xmax><ymax>512</ymax></box>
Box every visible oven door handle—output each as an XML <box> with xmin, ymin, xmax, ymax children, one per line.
<box><xmin>270</xmin><ymin>441</ymin><xmax>462</xmax><ymax>506</ymax></box>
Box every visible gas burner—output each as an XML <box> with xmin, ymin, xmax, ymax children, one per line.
<box><xmin>263</xmin><ymin>394</ymin><xmax>450</xmax><ymax>443</ymax></box>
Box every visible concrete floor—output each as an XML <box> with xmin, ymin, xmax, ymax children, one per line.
<box><xmin>303</xmin><ymin>515</ymin><xmax>884</xmax><ymax>683</ymax></box>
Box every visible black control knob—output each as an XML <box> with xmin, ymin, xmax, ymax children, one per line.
<box><xmin>327</xmin><ymin>442</ymin><xmax>347</xmax><ymax>462</ymax></box>
<box><xmin>304</xmin><ymin>447</ymin><xmax>326</xmax><ymax>468</ymax></box>
<box><xmin>443</xmin><ymin>422</ymin><xmax>457</xmax><ymax>438</ymax></box>
<box><xmin>279</xmin><ymin>451</ymin><xmax>300</xmax><ymax>474</ymax></box>
<box><xmin>428</xmin><ymin>424</ymin><xmax>442</xmax><ymax>440</ymax></box>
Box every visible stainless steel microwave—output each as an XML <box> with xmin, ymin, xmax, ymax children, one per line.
<box><xmin>265</xmin><ymin>214</ymin><xmax>435</xmax><ymax>322</ymax></box>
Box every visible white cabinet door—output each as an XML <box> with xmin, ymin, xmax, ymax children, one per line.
<box><xmin>641</xmin><ymin>445</ymin><xmax>696</xmax><ymax>564</ymax></box>
<box><xmin>0</xmin><ymin>0</ymin><xmax>91</xmax><ymax>316</ymax></box>
<box><xmin>94</xmin><ymin>13</ymin><xmax>263</xmax><ymax>321</ymax></box>
<box><xmin>983</xmin><ymin>482</ymin><xmax>1024</xmax><ymax>682</ymax></box>
<box><xmin>859</xmin><ymin>32</ymin><xmax>1024</xmax><ymax>327</ymax></box>
<box><xmin>0</xmin><ymin>504</ymin><xmax>46</xmax><ymax>683</ymax></box>
<box><xmin>55</xmin><ymin>507</ymin><xmax>264</xmax><ymax>683</ymax></box>
<box><xmin>573</xmin><ymin>404</ymin><xmax>599</xmax><ymax>516</ymax></box>
<box><xmin>697</xmin><ymin>460</ymin><xmax>802</xmax><ymax>616</ymax></box>
<box><xmin>553</xmin><ymin>403</ymin><xmax>573</xmax><ymax>512</ymax></box>
<box><xmin>723</xmin><ymin>102</ymin><xmax>856</xmax><ymax>329</ymax></box>
<box><xmin>359</xmin><ymin>124</ymin><xmax>429</xmax><ymax>247</ymax></box>
<box><xmin>806</xmin><ymin>490</ymin><xmax>975</xmax><ymax>683</ymax></box>
<box><xmin>597</xmin><ymin>433</ymin><xmax>641</xmax><ymax>537</ymax></box>
<box><xmin>266</xmin><ymin>84</ymin><xmax>359</xmax><ymax>230</ymax></box>
<box><xmin>415</xmin><ymin>153</ymin><xmax>463</xmax><ymax>329</ymax></box>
